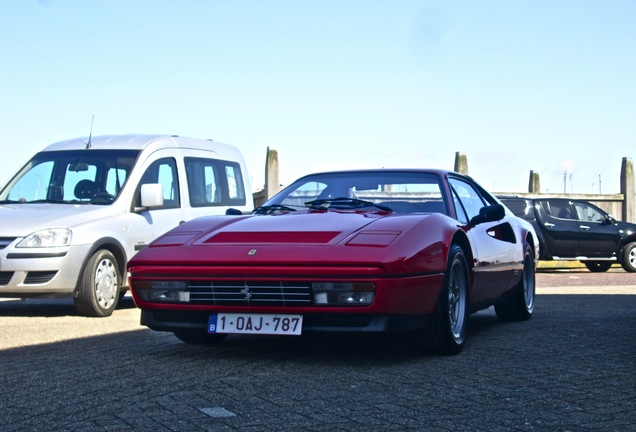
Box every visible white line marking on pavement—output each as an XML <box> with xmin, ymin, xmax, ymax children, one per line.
<box><xmin>199</xmin><ymin>407</ymin><xmax>237</xmax><ymax>418</ymax></box>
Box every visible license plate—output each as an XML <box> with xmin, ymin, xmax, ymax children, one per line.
<box><xmin>208</xmin><ymin>313</ymin><xmax>303</xmax><ymax>336</ymax></box>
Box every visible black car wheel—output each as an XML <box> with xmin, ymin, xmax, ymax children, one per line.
<box><xmin>584</xmin><ymin>261</ymin><xmax>612</xmax><ymax>272</ymax></box>
<box><xmin>621</xmin><ymin>242</ymin><xmax>636</xmax><ymax>272</ymax></box>
<box><xmin>419</xmin><ymin>244</ymin><xmax>470</xmax><ymax>355</ymax></box>
<box><xmin>495</xmin><ymin>243</ymin><xmax>535</xmax><ymax>321</ymax></box>
<box><xmin>74</xmin><ymin>250</ymin><xmax>121</xmax><ymax>317</ymax></box>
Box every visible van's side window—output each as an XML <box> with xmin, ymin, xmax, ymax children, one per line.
<box><xmin>185</xmin><ymin>157</ymin><xmax>246</xmax><ymax>207</ymax></box>
<box><xmin>225</xmin><ymin>164</ymin><xmax>246</xmax><ymax>202</ymax></box>
<box><xmin>105</xmin><ymin>167</ymin><xmax>128</xmax><ymax>197</ymax></box>
<box><xmin>138</xmin><ymin>158</ymin><xmax>180</xmax><ymax>209</ymax></box>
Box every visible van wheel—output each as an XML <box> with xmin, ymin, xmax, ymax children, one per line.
<box><xmin>74</xmin><ymin>250</ymin><xmax>121</xmax><ymax>317</ymax></box>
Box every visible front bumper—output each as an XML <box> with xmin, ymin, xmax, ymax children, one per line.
<box><xmin>133</xmin><ymin>272</ymin><xmax>445</xmax><ymax>334</ymax></box>
<box><xmin>0</xmin><ymin>244</ymin><xmax>91</xmax><ymax>298</ymax></box>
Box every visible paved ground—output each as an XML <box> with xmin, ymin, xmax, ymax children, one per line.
<box><xmin>0</xmin><ymin>269</ymin><xmax>634</xmax><ymax>431</ymax></box>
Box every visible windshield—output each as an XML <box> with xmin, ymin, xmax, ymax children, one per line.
<box><xmin>264</xmin><ymin>171</ymin><xmax>447</xmax><ymax>214</ymax></box>
<box><xmin>0</xmin><ymin>149</ymin><xmax>140</xmax><ymax>205</ymax></box>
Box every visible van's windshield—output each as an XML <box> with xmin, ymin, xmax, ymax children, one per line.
<box><xmin>0</xmin><ymin>150</ymin><xmax>140</xmax><ymax>205</ymax></box>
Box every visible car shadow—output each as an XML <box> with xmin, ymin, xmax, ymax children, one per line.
<box><xmin>1</xmin><ymin>307</ymin><xmax>508</xmax><ymax>365</ymax></box>
<box><xmin>158</xmin><ymin>308</ymin><xmax>507</xmax><ymax>365</ymax></box>
<box><xmin>3</xmin><ymin>294</ymin><xmax>634</xmax><ymax>432</ymax></box>
<box><xmin>0</xmin><ymin>295</ymin><xmax>137</xmax><ymax>317</ymax></box>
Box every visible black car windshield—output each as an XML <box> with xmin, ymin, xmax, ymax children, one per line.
<box><xmin>265</xmin><ymin>171</ymin><xmax>448</xmax><ymax>214</ymax></box>
<box><xmin>0</xmin><ymin>150</ymin><xmax>140</xmax><ymax>205</ymax></box>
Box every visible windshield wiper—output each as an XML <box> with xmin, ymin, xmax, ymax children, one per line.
<box><xmin>1</xmin><ymin>199</ymin><xmax>70</xmax><ymax>204</ymax></box>
<box><xmin>305</xmin><ymin>198</ymin><xmax>392</xmax><ymax>211</ymax></box>
<box><xmin>253</xmin><ymin>204</ymin><xmax>297</xmax><ymax>215</ymax></box>
<box><xmin>28</xmin><ymin>199</ymin><xmax>76</xmax><ymax>204</ymax></box>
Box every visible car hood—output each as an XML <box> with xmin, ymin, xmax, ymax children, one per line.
<box><xmin>204</xmin><ymin>210</ymin><xmax>381</xmax><ymax>242</ymax></box>
<box><xmin>616</xmin><ymin>219</ymin><xmax>636</xmax><ymax>235</ymax></box>
<box><xmin>131</xmin><ymin>210</ymin><xmax>453</xmax><ymax>274</ymax></box>
<box><xmin>0</xmin><ymin>203</ymin><xmax>114</xmax><ymax>237</ymax></box>
<box><xmin>160</xmin><ymin>210</ymin><xmax>390</xmax><ymax>246</ymax></box>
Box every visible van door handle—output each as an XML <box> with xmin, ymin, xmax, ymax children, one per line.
<box><xmin>580</xmin><ymin>225</ymin><xmax>590</xmax><ymax>230</ymax></box>
<box><xmin>544</xmin><ymin>222</ymin><xmax>555</xmax><ymax>228</ymax></box>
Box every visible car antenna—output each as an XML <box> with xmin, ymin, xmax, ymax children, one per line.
<box><xmin>85</xmin><ymin>115</ymin><xmax>94</xmax><ymax>149</ymax></box>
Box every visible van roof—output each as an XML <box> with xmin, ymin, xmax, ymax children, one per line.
<box><xmin>42</xmin><ymin>134</ymin><xmax>241</xmax><ymax>157</ymax></box>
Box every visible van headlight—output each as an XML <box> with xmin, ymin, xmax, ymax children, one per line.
<box><xmin>312</xmin><ymin>282</ymin><xmax>375</xmax><ymax>306</ymax></box>
<box><xmin>17</xmin><ymin>228</ymin><xmax>72</xmax><ymax>248</ymax></box>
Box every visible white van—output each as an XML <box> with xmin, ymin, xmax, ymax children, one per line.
<box><xmin>0</xmin><ymin>134</ymin><xmax>253</xmax><ymax>316</ymax></box>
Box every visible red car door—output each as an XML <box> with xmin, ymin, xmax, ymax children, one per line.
<box><xmin>449</xmin><ymin>178</ymin><xmax>514</xmax><ymax>304</ymax></box>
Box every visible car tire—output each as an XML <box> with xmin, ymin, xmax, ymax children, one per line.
<box><xmin>173</xmin><ymin>330</ymin><xmax>227</xmax><ymax>345</ymax></box>
<box><xmin>419</xmin><ymin>244</ymin><xmax>470</xmax><ymax>355</ymax></box>
<box><xmin>74</xmin><ymin>250</ymin><xmax>121</xmax><ymax>317</ymax></box>
<box><xmin>621</xmin><ymin>242</ymin><xmax>636</xmax><ymax>272</ymax></box>
<box><xmin>495</xmin><ymin>243</ymin><xmax>535</xmax><ymax>321</ymax></box>
<box><xmin>584</xmin><ymin>261</ymin><xmax>612</xmax><ymax>272</ymax></box>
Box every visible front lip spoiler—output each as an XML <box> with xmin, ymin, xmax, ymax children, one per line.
<box><xmin>141</xmin><ymin>310</ymin><xmax>433</xmax><ymax>334</ymax></box>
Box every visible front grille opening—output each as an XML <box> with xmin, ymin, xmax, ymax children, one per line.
<box><xmin>187</xmin><ymin>281</ymin><xmax>313</xmax><ymax>306</ymax></box>
<box><xmin>24</xmin><ymin>271</ymin><xmax>58</xmax><ymax>285</ymax></box>
<box><xmin>0</xmin><ymin>272</ymin><xmax>14</xmax><ymax>285</ymax></box>
<box><xmin>0</xmin><ymin>237</ymin><xmax>16</xmax><ymax>250</ymax></box>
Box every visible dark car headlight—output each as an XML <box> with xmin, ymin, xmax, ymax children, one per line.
<box><xmin>312</xmin><ymin>282</ymin><xmax>375</xmax><ymax>306</ymax></box>
<box><xmin>135</xmin><ymin>281</ymin><xmax>190</xmax><ymax>303</ymax></box>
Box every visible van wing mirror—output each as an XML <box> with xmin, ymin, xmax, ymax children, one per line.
<box><xmin>137</xmin><ymin>183</ymin><xmax>164</xmax><ymax>210</ymax></box>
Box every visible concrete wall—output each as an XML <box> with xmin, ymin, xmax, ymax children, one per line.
<box><xmin>253</xmin><ymin>147</ymin><xmax>281</xmax><ymax>208</ymax></box>
<box><xmin>621</xmin><ymin>157</ymin><xmax>634</xmax><ymax>222</ymax></box>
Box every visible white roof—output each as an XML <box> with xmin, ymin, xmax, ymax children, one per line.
<box><xmin>39</xmin><ymin>134</ymin><xmax>246</xmax><ymax>161</ymax></box>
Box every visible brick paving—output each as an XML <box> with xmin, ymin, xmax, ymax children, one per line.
<box><xmin>0</xmin><ymin>271</ymin><xmax>634</xmax><ymax>431</ymax></box>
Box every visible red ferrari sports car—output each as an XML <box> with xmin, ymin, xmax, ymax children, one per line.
<box><xmin>128</xmin><ymin>169</ymin><xmax>538</xmax><ymax>355</ymax></box>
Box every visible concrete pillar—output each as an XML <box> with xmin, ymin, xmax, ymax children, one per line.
<box><xmin>454</xmin><ymin>152</ymin><xmax>468</xmax><ymax>175</ymax></box>
<box><xmin>264</xmin><ymin>147</ymin><xmax>280</xmax><ymax>200</ymax></box>
<box><xmin>621</xmin><ymin>157</ymin><xmax>634</xmax><ymax>222</ymax></box>
<box><xmin>528</xmin><ymin>170</ymin><xmax>541</xmax><ymax>193</ymax></box>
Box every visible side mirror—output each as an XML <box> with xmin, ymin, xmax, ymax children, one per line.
<box><xmin>604</xmin><ymin>214</ymin><xmax>617</xmax><ymax>225</ymax></box>
<box><xmin>225</xmin><ymin>208</ymin><xmax>243</xmax><ymax>215</ymax></box>
<box><xmin>137</xmin><ymin>183</ymin><xmax>164</xmax><ymax>210</ymax></box>
<box><xmin>469</xmin><ymin>204</ymin><xmax>505</xmax><ymax>226</ymax></box>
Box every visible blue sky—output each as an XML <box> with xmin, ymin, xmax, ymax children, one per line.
<box><xmin>1</xmin><ymin>1</ymin><xmax>634</xmax><ymax>194</ymax></box>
